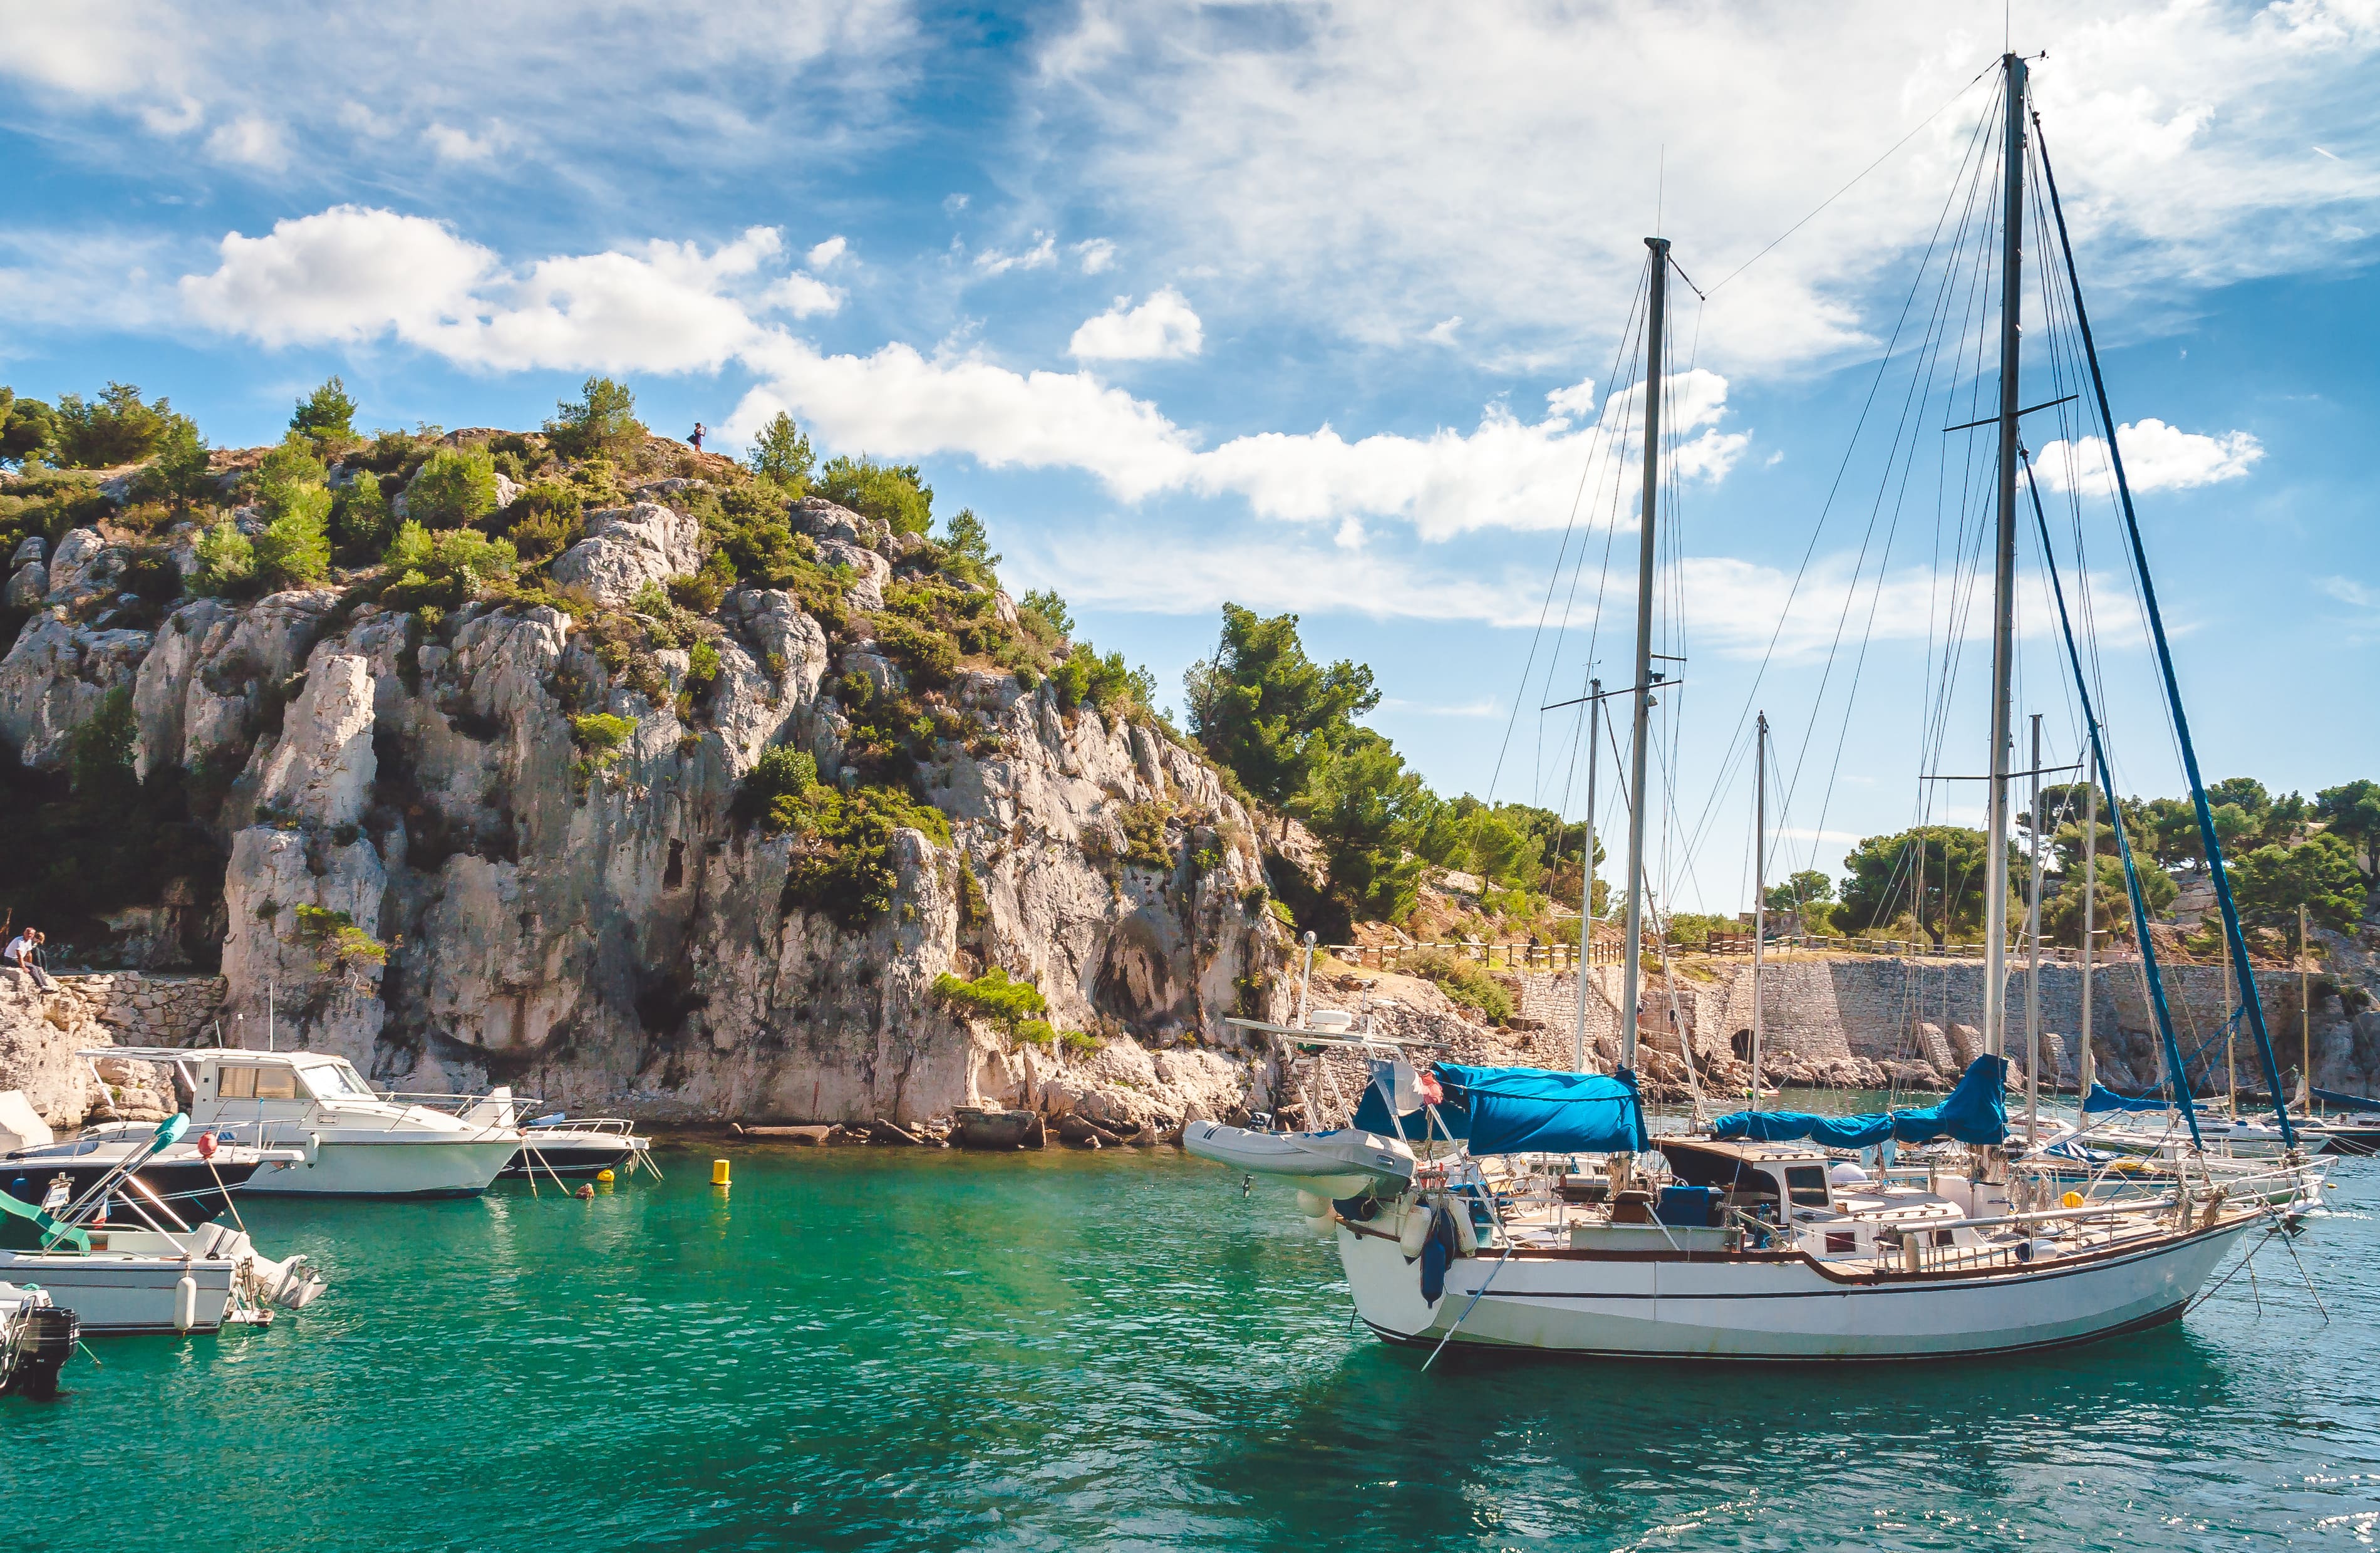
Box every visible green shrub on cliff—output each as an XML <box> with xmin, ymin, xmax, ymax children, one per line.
<box><xmin>748</xmin><ymin>412</ymin><xmax>814</xmax><ymax>496</ymax></box>
<box><xmin>290</xmin><ymin>377</ymin><xmax>358</xmax><ymax>450</ymax></box>
<box><xmin>190</xmin><ymin>520</ymin><xmax>256</xmax><ymax>596</ymax></box>
<box><xmin>380</xmin><ymin>521</ymin><xmax>517</xmax><ymax>615</ymax></box>
<box><xmin>51</xmin><ymin>383</ymin><xmax>180</xmax><ymax>468</ymax></box>
<box><xmin>774</xmin><ymin>781</ymin><xmax>952</xmax><ymax>927</ymax></box>
<box><xmin>812</xmin><ymin>454</ymin><xmax>931</xmax><ymax>535</ymax></box>
<box><xmin>406</xmin><ymin>447</ymin><xmax>499</xmax><ymax>527</ymax></box>
<box><xmin>546</xmin><ymin>376</ymin><xmax>645</xmax><ymax>461</ymax></box>
<box><xmin>931</xmin><ymin>967</ymin><xmax>1047</xmax><ymax>1034</ymax></box>
<box><xmin>1399</xmin><ymin>947</ymin><xmax>1514</xmax><ymax>1024</ymax></box>
<box><xmin>0</xmin><ymin>388</ymin><xmax>56</xmax><ymax>468</ymax></box>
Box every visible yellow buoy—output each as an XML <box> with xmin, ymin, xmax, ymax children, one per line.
<box><xmin>2061</xmin><ymin>1190</ymin><xmax>2084</xmax><ymax>1209</ymax></box>
<box><xmin>596</xmin><ymin>1168</ymin><xmax>616</xmax><ymax>1183</ymax></box>
<box><xmin>711</xmin><ymin>1158</ymin><xmax>731</xmax><ymax>1187</ymax></box>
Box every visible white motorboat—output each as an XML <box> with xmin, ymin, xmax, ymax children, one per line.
<box><xmin>96</xmin><ymin>1048</ymin><xmax>521</xmax><ymax>1198</ymax></box>
<box><xmin>505</xmin><ymin>1115</ymin><xmax>654</xmax><ymax>1180</ymax></box>
<box><xmin>0</xmin><ymin>1116</ymin><xmax>326</xmax><ymax>1334</ymax></box>
<box><xmin>0</xmin><ymin>1281</ymin><xmax>76</xmax><ymax>1398</ymax></box>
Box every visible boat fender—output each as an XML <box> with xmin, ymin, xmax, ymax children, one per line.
<box><xmin>1295</xmin><ymin>1188</ymin><xmax>1330</xmax><ymax>1218</ymax></box>
<box><xmin>172</xmin><ymin>1272</ymin><xmax>198</xmax><ymax>1334</ymax></box>
<box><xmin>1451</xmin><ymin>1201</ymin><xmax>1479</xmax><ymax>1257</ymax></box>
<box><xmin>1397</xmin><ymin>1201</ymin><xmax>1430</xmax><ymax>1259</ymax></box>
<box><xmin>596</xmin><ymin>1169</ymin><xmax>616</xmax><ymax>1183</ymax></box>
<box><xmin>1418</xmin><ymin>1203</ymin><xmax>1459</xmax><ymax>1304</ymax></box>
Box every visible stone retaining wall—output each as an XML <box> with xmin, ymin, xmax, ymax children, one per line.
<box><xmin>1504</xmin><ymin>954</ymin><xmax>2319</xmax><ymax>1091</ymax></box>
<box><xmin>49</xmin><ymin>972</ymin><xmax>225</xmax><ymax>1048</ymax></box>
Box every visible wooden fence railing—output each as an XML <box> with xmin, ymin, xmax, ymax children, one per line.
<box><xmin>1326</xmin><ymin>933</ymin><xmax>2146</xmax><ymax>975</ymax></box>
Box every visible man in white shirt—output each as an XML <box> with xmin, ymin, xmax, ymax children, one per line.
<box><xmin>4</xmin><ymin>931</ymin><xmax>31</xmax><ymax>970</ymax></box>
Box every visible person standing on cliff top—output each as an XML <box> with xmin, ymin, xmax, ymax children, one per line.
<box><xmin>689</xmin><ymin>422</ymin><xmax>706</xmax><ymax>452</ymax></box>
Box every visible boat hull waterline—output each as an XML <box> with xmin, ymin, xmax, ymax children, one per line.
<box><xmin>1338</xmin><ymin>1213</ymin><xmax>2255</xmax><ymax>1361</ymax></box>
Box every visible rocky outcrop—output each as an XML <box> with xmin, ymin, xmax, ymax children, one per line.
<box><xmin>0</xmin><ymin>611</ymin><xmax>154</xmax><ymax>767</ymax></box>
<box><xmin>549</xmin><ymin>502</ymin><xmax>703</xmax><ymax>606</ymax></box>
<box><xmin>0</xmin><ymin>492</ymin><xmax>1295</xmax><ymax>1128</ymax></box>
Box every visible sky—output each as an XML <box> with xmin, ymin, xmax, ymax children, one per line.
<box><xmin>3</xmin><ymin>1</ymin><xmax>2377</xmax><ymax>911</ymax></box>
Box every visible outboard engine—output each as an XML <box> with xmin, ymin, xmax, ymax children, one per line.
<box><xmin>6</xmin><ymin>1306</ymin><xmax>80</xmax><ymax>1400</ymax></box>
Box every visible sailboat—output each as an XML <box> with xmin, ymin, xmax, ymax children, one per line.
<box><xmin>1251</xmin><ymin>54</ymin><xmax>2294</xmax><ymax>1360</ymax></box>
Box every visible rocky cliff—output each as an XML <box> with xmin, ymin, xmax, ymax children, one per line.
<box><xmin>0</xmin><ymin>451</ymin><xmax>1298</xmax><ymax>1131</ymax></box>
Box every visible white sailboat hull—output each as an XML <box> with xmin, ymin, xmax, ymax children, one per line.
<box><xmin>239</xmin><ymin>1135</ymin><xmax>519</xmax><ymax>1198</ymax></box>
<box><xmin>1338</xmin><ymin>1213</ymin><xmax>2253</xmax><ymax>1361</ymax></box>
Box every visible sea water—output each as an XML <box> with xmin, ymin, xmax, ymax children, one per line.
<box><xmin>4</xmin><ymin>1135</ymin><xmax>2374</xmax><ymax>1550</ymax></box>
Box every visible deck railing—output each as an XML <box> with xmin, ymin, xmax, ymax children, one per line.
<box><xmin>1325</xmin><ymin>933</ymin><xmax>2151</xmax><ymax>975</ymax></box>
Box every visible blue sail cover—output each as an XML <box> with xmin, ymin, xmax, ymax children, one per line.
<box><xmin>2312</xmin><ymin>1088</ymin><xmax>2380</xmax><ymax>1115</ymax></box>
<box><xmin>1350</xmin><ymin>1086</ymin><xmax>1471</xmax><ymax>1141</ymax></box>
<box><xmin>1432</xmin><ymin>1063</ymin><xmax>1652</xmax><ymax>1155</ymax></box>
<box><xmin>2082</xmin><ymin>1081</ymin><xmax>2173</xmax><ymax>1114</ymax></box>
<box><xmin>1712</xmin><ymin>1056</ymin><xmax>2010</xmax><ymax>1147</ymax></box>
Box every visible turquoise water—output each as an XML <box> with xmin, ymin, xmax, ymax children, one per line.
<box><xmin>4</xmin><ymin>1140</ymin><xmax>2376</xmax><ymax>1551</ymax></box>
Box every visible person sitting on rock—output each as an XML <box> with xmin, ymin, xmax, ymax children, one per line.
<box><xmin>7</xmin><ymin>928</ymin><xmax>53</xmax><ymax>988</ymax></box>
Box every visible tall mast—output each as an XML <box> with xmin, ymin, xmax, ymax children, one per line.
<box><xmin>1573</xmin><ymin>677</ymin><xmax>1602</xmax><ymax>1071</ymax></box>
<box><xmin>1621</xmin><ymin>236</ymin><xmax>1670</xmax><ymax>1076</ymax></box>
<box><xmin>1982</xmin><ymin>53</ymin><xmax>2028</xmax><ymax>1062</ymax></box>
<box><xmin>2079</xmin><ymin>772</ymin><xmax>2098</xmax><ymax>1099</ymax></box>
<box><xmin>2024</xmin><ymin>713</ymin><xmax>2044</xmax><ymax>1141</ymax></box>
<box><xmin>1750</xmin><ymin>712</ymin><xmax>1767</xmax><ymax>1109</ymax></box>
<box><xmin>2301</xmin><ymin>901</ymin><xmax>2311</xmax><ymax>1106</ymax></box>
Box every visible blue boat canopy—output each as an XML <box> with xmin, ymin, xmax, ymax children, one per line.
<box><xmin>2082</xmin><ymin>1081</ymin><xmax>2172</xmax><ymax>1114</ymax></box>
<box><xmin>1353</xmin><ymin>1063</ymin><xmax>1652</xmax><ymax>1155</ymax></box>
<box><xmin>1711</xmin><ymin>1056</ymin><xmax>2009</xmax><ymax>1148</ymax></box>
<box><xmin>2311</xmin><ymin>1087</ymin><xmax>2380</xmax><ymax>1115</ymax></box>
<box><xmin>1434</xmin><ymin>1063</ymin><xmax>1652</xmax><ymax>1156</ymax></box>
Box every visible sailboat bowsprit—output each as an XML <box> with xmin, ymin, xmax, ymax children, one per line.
<box><xmin>1190</xmin><ymin>51</ymin><xmax>2300</xmax><ymax>1363</ymax></box>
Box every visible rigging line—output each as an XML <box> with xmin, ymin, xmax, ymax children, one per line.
<box><xmin>1484</xmin><ymin>268</ymin><xmax>1650</xmax><ymax>814</ymax></box>
<box><xmin>1706</xmin><ymin>59</ymin><xmax>1999</xmax><ymax>296</ymax></box>
<box><xmin>1774</xmin><ymin>108</ymin><xmax>2001</xmax><ymax>876</ymax></box>
<box><xmin>1674</xmin><ymin>88</ymin><xmax>2003</xmax><ymax>868</ymax></box>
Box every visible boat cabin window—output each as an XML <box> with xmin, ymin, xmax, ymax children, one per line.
<box><xmin>301</xmin><ymin>1062</ymin><xmax>373</xmax><ymax>1101</ymax></box>
<box><xmin>216</xmin><ymin>1066</ymin><xmax>298</xmax><ymax>1101</ymax></box>
<box><xmin>1781</xmin><ymin>1166</ymin><xmax>1831</xmax><ymax>1208</ymax></box>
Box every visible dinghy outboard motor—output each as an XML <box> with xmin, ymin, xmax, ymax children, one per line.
<box><xmin>6</xmin><ymin>1306</ymin><xmax>78</xmax><ymax>1400</ymax></box>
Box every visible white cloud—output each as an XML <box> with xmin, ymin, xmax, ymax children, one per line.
<box><xmin>1013</xmin><ymin>526</ymin><xmax>1544</xmax><ymax>623</ymax></box>
<box><xmin>975</xmin><ymin>232</ymin><xmax>1057</xmax><ymax>275</ymax></box>
<box><xmin>0</xmin><ymin>3</ymin><xmax>919</xmax><ymax>185</ymax></box>
<box><xmin>1074</xmin><ymin>238</ymin><xmax>1117</xmax><ymax>274</ymax></box>
<box><xmin>1067</xmin><ymin>289</ymin><xmax>1203</xmax><ymax>361</ymax></box>
<box><xmin>806</xmin><ymin>236</ymin><xmax>847</xmax><ymax>269</ymax></box>
<box><xmin>1423</xmin><ymin>316</ymin><xmax>1462</xmax><ymax>345</ymax></box>
<box><xmin>177</xmin><ymin>208</ymin><xmax>1743</xmax><ymax>539</ymax></box>
<box><xmin>2320</xmin><ymin>576</ymin><xmax>2380</xmax><ymax>610</ymax></box>
<box><xmin>1034</xmin><ymin>2</ymin><xmax>2380</xmax><ymax>375</ymax></box>
<box><xmin>424</xmin><ymin>120</ymin><xmax>507</xmax><ymax>164</ymax></box>
<box><xmin>178</xmin><ymin>207</ymin><xmax>815</xmax><ymax>371</ymax></box>
<box><xmin>2033</xmin><ymin>419</ymin><xmax>2264</xmax><ymax>495</ymax></box>
<box><xmin>1377</xmin><ymin>697</ymin><xmax>1501</xmax><ymax>718</ymax></box>
<box><xmin>1675</xmin><ymin>554</ymin><xmax>2143</xmax><ymax>662</ymax></box>
<box><xmin>204</xmin><ymin>114</ymin><xmax>288</xmax><ymax>171</ymax></box>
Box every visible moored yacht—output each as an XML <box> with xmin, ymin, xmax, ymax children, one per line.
<box><xmin>98</xmin><ymin>1047</ymin><xmax>521</xmax><ymax>1198</ymax></box>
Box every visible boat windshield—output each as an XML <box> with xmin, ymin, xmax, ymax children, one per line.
<box><xmin>301</xmin><ymin>1062</ymin><xmax>377</xmax><ymax>1101</ymax></box>
<box><xmin>1782</xmin><ymin>1166</ymin><xmax>1831</xmax><ymax>1208</ymax></box>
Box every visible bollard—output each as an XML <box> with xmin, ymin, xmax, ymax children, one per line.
<box><xmin>711</xmin><ymin>1158</ymin><xmax>731</xmax><ymax>1187</ymax></box>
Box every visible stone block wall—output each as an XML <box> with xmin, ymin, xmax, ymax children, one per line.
<box><xmin>1501</xmin><ymin>953</ymin><xmax>2317</xmax><ymax>1092</ymax></box>
<box><xmin>51</xmin><ymin>972</ymin><xmax>227</xmax><ymax>1048</ymax></box>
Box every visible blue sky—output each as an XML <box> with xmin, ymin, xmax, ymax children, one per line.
<box><xmin>3</xmin><ymin>1</ymin><xmax>2376</xmax><ymax>909</ymax></box>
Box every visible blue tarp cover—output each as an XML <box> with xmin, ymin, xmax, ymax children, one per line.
<box><xmin>2312</xmin><ymin>1087</ymin><xmax>2380</xmax><ymax>1115</ymax></box>
<box><xmin>2082</xmin><ymin>1081</ymin><xmax>2173</xmax><ymax>1114</ymax></box>
<box><xmin>1431</xmin><ymin>1063</ymin><xmax>1652</xmax><ymax>1155</ymax></box>
<box><xmin>1712</xmin><ymin>1056</ymin><xmax>2010</xmax><ymax>1147</ymax></box>
<box><xmin>1350</xmin><ymin>1086</ymin><xmax>1470</xmax><ymax>1141</ymax></box>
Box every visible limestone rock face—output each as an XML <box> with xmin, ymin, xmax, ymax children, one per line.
<box><xmin>548</xmin><ymin>502</ymin><xmax>703</xmax><ymax>606</ymax></box>
<box><xmin>6</xmin><ymin>562</ymin><xmax>46</xmax><ymax>609</ymax></box>
<box><xmin>0</xmin><ymin>613</ymin><xmax>155</xmax><ymax>767</ymax></box>
<box><xmin>0</xmin><ymin>477</ymin><xmax>1292</xmax><ymax>1127</ymax></box>
<box><xmin>45</xmin><ymin>528</ymin><xmax>121</xmax><ymax>607</ymax></box>
<box><xmin>0</xmin><ymin>972</ymin><xmax>108</xmax><ymax>1126</ymax></box>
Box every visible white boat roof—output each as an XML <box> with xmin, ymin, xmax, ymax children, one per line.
<box><xmin>81</xmin><ymin>1046</ymin><xmax>356</xmax><ymax>1067</ymax></box>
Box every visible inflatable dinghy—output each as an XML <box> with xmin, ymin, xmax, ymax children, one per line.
<box><xmin>1182</xmin><ymin>1122</ymin><xmax>1414</xmax><ymax>1199</ymax></box>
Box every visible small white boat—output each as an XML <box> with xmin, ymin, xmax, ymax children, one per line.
<box><xmin>96</xmin><ymin>1048</ymin><xmax>522</xmax><ymax>1198</ymax></box>
<box><xmin>505</xmin><ymin>1116</ymin><xmax>653</xmax><ymax>1180</ymax></box>
<box><xmin>0</xmin><ymin>1116</ymin><xmax>327</xmax><ymax>1334</ymax></box>
<box><xmin>0</xmin><ymin>1281</ymin><xmax>76</xmax><ymax>1398</ymax></box>
<box><xmin>1183</xmin><ymin>1121</ymin><xmax>1415</xmax><ymax>1199</ymax></box>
